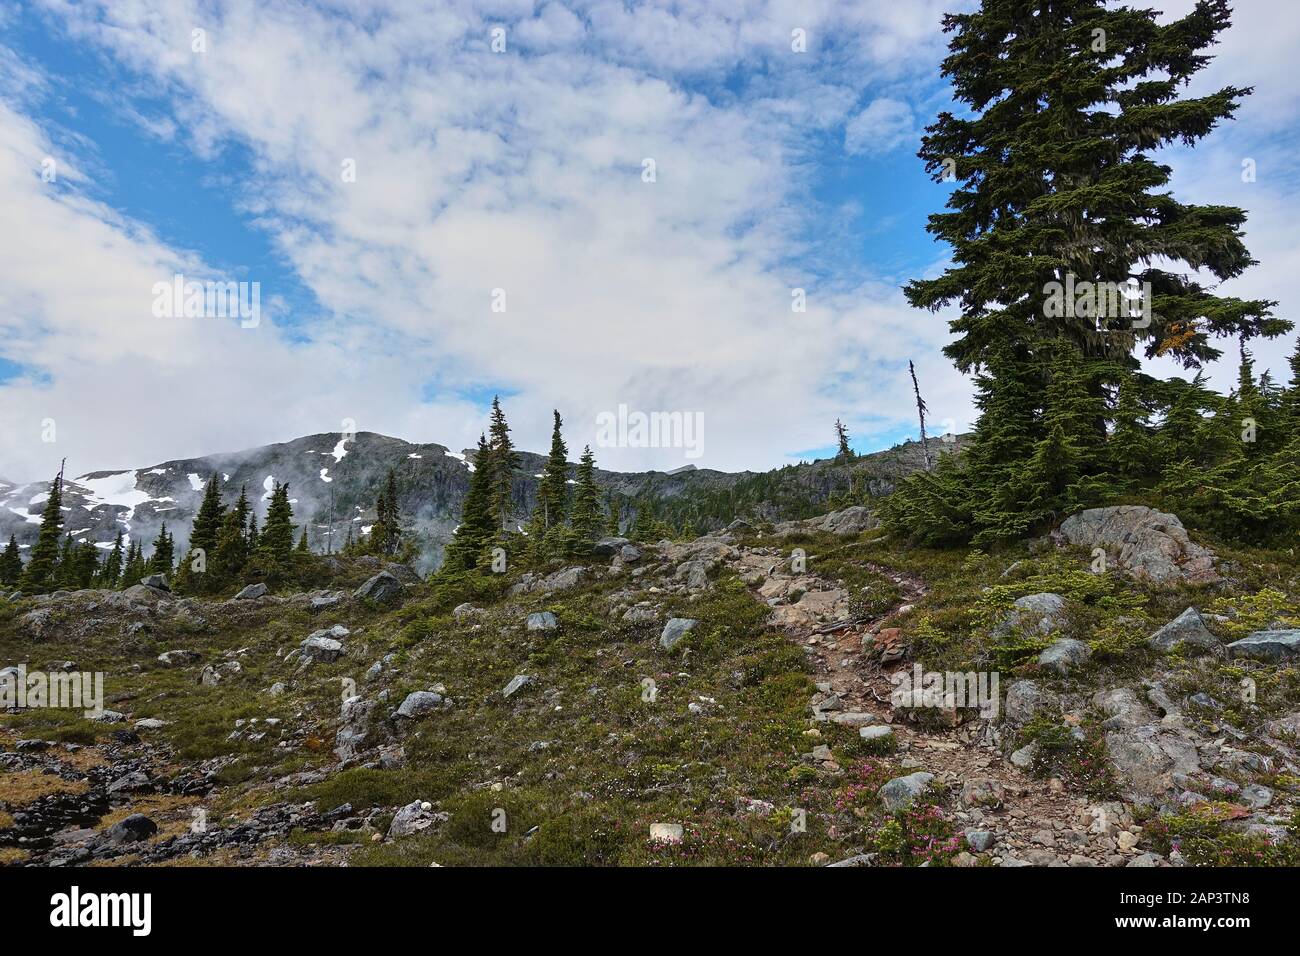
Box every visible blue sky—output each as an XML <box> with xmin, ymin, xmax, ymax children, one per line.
<box><xmin>1</xmin><ymin>0</ymin><xmax>1298</xmax><ymax>480</ymax></box>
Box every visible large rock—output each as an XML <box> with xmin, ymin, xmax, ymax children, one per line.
<box><xmin>878</xmin><ymin>772</ymin><xmax>935</xmax><ymax>812</ymax></box>
<box><xmin>592</xmin><ymin>537</ymin><xmax>631</xmax><ymax>556</ymax></box>
<box><xmin>354</xmin><ymin>571</ymin><xmax>405</xmax><ymax>604</ymax></box>
<box><xmin>394</xmin><ymin>690</ymin><xmax>446</xmax><ymax>719</ymax></box>
<box><xmin>1003</xmin><ymin>680</ymin><xmax>1060</xmax><ymax>728</ymax></box>
<box><xmin>818</xmin><ymin>506</ymin><xmax>877</xmax><ymax>537</ymax></box>
<box><xmin>335</xmin><ymin>695</ymin><xmax>378</xmax><ymax>762</ymax></box>
<box><xmin>1148</xmin><ymin>608</ymin><xmax>1220</xmax><ymax>655</ymax></box>
<box><xmin>997</xmin><ymin>593</ymin><xmax>1067</xmax><ymax>636</ymax></box>
<box><xmin>502</xmin><ymin>674</ymin><xmax>535</xmax><ymax>698</ymax></box>
<box><xmin>1038</xmin><ymin>638</ymin><xmax>1091</xmax><ymax>675</ymax></box>
<box><xmin>1093</xmin><ymin>687</ymin><xmax>1153</xmax><ymax>730</ymax></box>
<box><xmin>140</xmin><ymin>574</ymin><xmax>170</xmax><ymax>592</ymax></box>
<box><xmin>300</xmin><ymin>625</ymin><xmax>349</xmax><ymax>663</ymax></box>
<box><xmin>509</xmin><ymin>567</ymin><xmax>589</xmax><ymax>597</ymax></box>
<box><xmin>525</xmin><ymin>611</ymin><xmax>558</xmax><ymax>632</ymax></box>
<box><xmin>1057</xmin><ymin>506</ymin><xmax>1219</xmax><ymax>584</ymax></box>
<box><xmin>1227</xmin><ymin>630</ymin><xmax>1300</xmax><ymax>662</ymax></box>
<box><xmin>773</xmin><ymin>506</ymin><xmax>877</xmax><ymax>539</ymax></box>
<box><xmin>157</xmin><ymin>649</ymin><xmax>201</xmax><ymax>667</ymax></box>
<box><xmin>660</xmin><ymin>618</ymin><xmax>698</xmax><ymax>651</ymax></box>
<box><xmin>104</xmin><ymin>813</ymin><xmax>158</xmax><ymax>846</ymax></box>
<box><xmin>1104</xmin><ymin>724</ymin><xmax>1203</xmax><ymax>803</ymax></box>
<box><xmin>387</xmin><ymin>800</ymin><xmax>446</xmax><ymax>838</ymax></box>
<box><xmin>234</xmin><ymin>583</ymin><xmax>268</xmax><ymax>600</ymax></box>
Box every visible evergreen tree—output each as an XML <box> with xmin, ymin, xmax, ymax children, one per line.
<box><xmin>606</xmin><ymin>494</ymin><xmax>623</xmax><ymax>536</ymax></box>
<box><xmin>258</xmin><ymin>482</ymin><xmax>295</xmax><ymax>567</ymax></box>
<box><xmin>71</xmin><ymin>540</ymin><xmax>99</xmax><ymax>589</ymax></box>
<box><xmin>1109</xmin><ymin>372</ymin><xmax>1154</xmax><ymax>486</ymax></box>
<box><xmin>148</xmin><ymin>523</ymin><xmax>174</xmax><ymax>576</ymax></box>
<box><xmin>190</xmin><ymin>476</ymin><xmax>225</xmax><ymax>558</ymax></box>
<box><xmin>212</xmin><ymin>487</ymin><xmax>252</xmax><ymax>585</ymax></box>
<box><xmin>297</xmin><ymin>526</ymin><xmax>310</xmax><ymax>553</ymax></box>
<box><xmin>246</xmin><ymin>510</ymin><xmax>260</xmax><ymax>550</ymax></box>
<box><xmin>0</xmin><ymin>534</ymin><xmax>21</xmax><ymax>586</ymax></box>
<box><xmin>487</xmin><ymin>396</ymin><xmax>520</xmax><ymax>532</ymax></box>
<box><xmin>535</xmin><ymin>410</ymin><xmax>570</xmax><ymax>531</ymax></box>
<box><xmin>122</xmin><ymin>540</ymin><xmax>148</xmax><ymax>588</ymax></box>
<box><xmin>569</xmin><ymin>445</ymin><xmax>603</xmax><ymax>542</ymax></box>
<box><xmin>443</xmin><ymin>433</ymin><xmax>496</xmax><ymax>571</ymax></box>
<box><xmin>57</xmin><ymin>535</ymin><xmax>75</xmax><ymax>587</ymax></box>
<box><xmin>98</xmin><ymin>531</ymin><xmax>124</xmax><ymax>589</ymax></box>
<box><xmin>369</xmin><ymin>470</ymin><xmax>402</xmax><ymax>556</ymax></box>
<box><xmin>887</xmin><ymin>0</ymin><xmax>1290</xmax><ymax>543</ymax></box>
<box><xmin>19</xmin><ymin>470</ymin><xmax>65</xmax><ymax>593</ymax></box>
<box><xmin>834</xmin><ymin>419</ymin><xmax>852</xmax><ymax>457</ymax></box>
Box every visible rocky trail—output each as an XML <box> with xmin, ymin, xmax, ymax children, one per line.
<box><xmin>715</xmin><ymin>522</ymin><xmax>1162</xmax><ymax>867</ymax></box>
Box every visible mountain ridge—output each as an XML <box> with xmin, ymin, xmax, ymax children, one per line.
<box><xmin>0</xmin><ymin>430</ymin><xmax>966</xmax><ymax>570</ymax></box>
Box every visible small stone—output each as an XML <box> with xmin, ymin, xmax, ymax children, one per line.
<box><xmin>659</xmin><ymin>618</ymin><xmax>698</xmax><ymax>651</ymax></box>
<box><xmin>649</xmin><ymin>823</ymin><xmax>683</xmax><ymax>844</ymax></box>
<box><xmin>526</xmin><ymin>611</ymin><xmax>558</xmax><ymax>632</ymax></box>
<box><xmin>503</xmin><ymin>675</ymin><xmax>535</xmax><ymax>699</ymax></box>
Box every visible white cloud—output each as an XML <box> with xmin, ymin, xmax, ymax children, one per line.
<box><xmin>844</xmin><ymin>97</ymin><xmax>917</xmax><ymax>155</ymax></box>
<box><xmin>1</xmin><ymin>0</ymin><xmax>1293</xmax><ymax>487</ymax></box>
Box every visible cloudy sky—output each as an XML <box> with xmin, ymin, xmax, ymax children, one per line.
<box><xmin>1</xmin><ymin>0</ymin><xmax>1298</xmax><ymax>482</ymax></box>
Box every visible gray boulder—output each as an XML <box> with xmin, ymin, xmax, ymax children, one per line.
<box><xmin>234</xmin><ymin>583</ymin><xmax>268</xmax><ymax>600</ymax></box>
<box><xmin>394</xmin><ymin>691</ymin><xmax>445</xmax><ymax>719</ymax></box>
<box><xmin>593</xmin><ymin>537</ymin><xmax>631</xmax><ymax>556</ymax></box>
<box><xmin>310</xmin><ymin>591</ymin><xmax>344</xmax><ymax>612</ymax></box>
<box><xmin>997</xmin><ymin>592</ymin><xmax>1067</xmax><ymax>636</ymax></box>
<box><xmin>660</xmin><ymin>617</ymin><xmax>698</xmax><ymax>651</ymax></box>
<box><xmin>526</xmin><ymin>611</ymin><xmax>558</xmax><ymax>632</ymax></box>
<box><xmin>503</xmin><ymin>674</ymin><xmax>535</xmax><ymax>698</ymax></box>
<box><xmin>1038</xmin><ymin>638</ymin><xmax>1092</xmax><ymax>675</ymax></box>
<box><xmin>878</xmin><ymin>771</ymin><xmax>935</xmax><ymax>812</ymax></box>
<box><xmin>818</xmin><ymin>506</ymin><xmax>877</xmax><ymax>537</ymax></box>
<box><xmin>1057</xmin><ymin>506</ymin><xmax>1219</xmax><ymax>584</ymax></box>
<box><xmin>335</xmin><ymin>695</ymin><xmax>379</xmax><ymax>762</ymax></box>
<box><xmin>1149</xmin><ymin>608</ymin><xmax>1220</xmax><ymax>655</ymax></box>
<box><xmin>1104</xmin><ymin>724</ymin><xmax>1203</xmax><ymax>803</ymax></box>
<box><xmin>1003</xmin><ymin>680</ymin><xmax>1060</xmax><ymax>728</ymax></box>
<box><xmin>104</xmin><ymin>813</ymin><xmax>158</xmax><ymax>845</ymax></box>
<box><xmin>300</xmin><ymin>625</ymin><xmax>349</xmax><ymax>663</ymax></box>
<box><xmin>354</xmin><ymin>571</ymin><xmax>404</xmax><ymax>605</ymax></box>
<box><xmin>157</xmin><ymin>649</ymin><xmax>200</xmax><ymax>667</ymax></box>
<box><xmin>387</xmin><ymin>800</ymin><xmax>446</xmax><ymax>839</ymax></box>
<box><xmin>1227</xmin><ymin>630</ymin><xmax>1300</xmax><ymax>662</ymax></box>
<box><xmin>140</xmin><ymin>574</ymin><xmax>170</xmax><ymax>592</ymax></box>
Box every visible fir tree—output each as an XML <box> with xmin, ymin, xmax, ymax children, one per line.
<box><xmin>535</xmin><ymin>410</ymin><xmax>570</xmax><ymax>531</ymax></box>
<box><xmin>190</xmin><ymin>476</ymin><xmax>225</xmax><ymax>558</ymax></box>
<box><xmin>569</xmin><ymin>445</ymin><xmax>603</xmax><ymax>542</ymax></box>
<box><xmin>258</xmin><ymin>482</ymin><xmax>295</xmax><ymax>567</ymax></box>
<box><xmin>487</xmin><ymin>396</ymin><xmax>520</xmax><ymax>532</ymax></box>
<box><xmin>213</xmin><ymin>487</ymin><xmax>252</xmax><ymax>585</ymax></box>
<box><xmin>888</xmin><ymin>0</ymin><xmax>1291</xmax><ymax>542</ymax></box>
<box><xmin>148</xmin><ymin>523</ymin><xmax>174</xmax><ymax>576</ymax></box>
<box><xmin>19</xmin><ymin>470</ymin><xmax>65</xmax><ymax>593</ymax></box>
<box><xmin>0</xmin><ymin>534</ymin><xmax>21</xmax><ymax>586</ymax></box>
<box><xmin>834</xmin><ymin>419</ymin><xmax>852</xmax><ymax>457</ymax></box>
<box><xmin>443</xmin><ymin>433</ymin><xmax>496</xmax><ymax>571</ymax></box>
<box><xmin>98</xmin><ymin>531</ymin><xmax>124</xmax><ymax>589</ymax></box>
<box><xmin>606</xmin><ymin>494</ymin><xmax>622</xmax><ymax>536</ymax></box>
<box><xmin>297</xmin><ymin>526</ymin><xmax>310</xmax><ymax>553</ymax></box>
